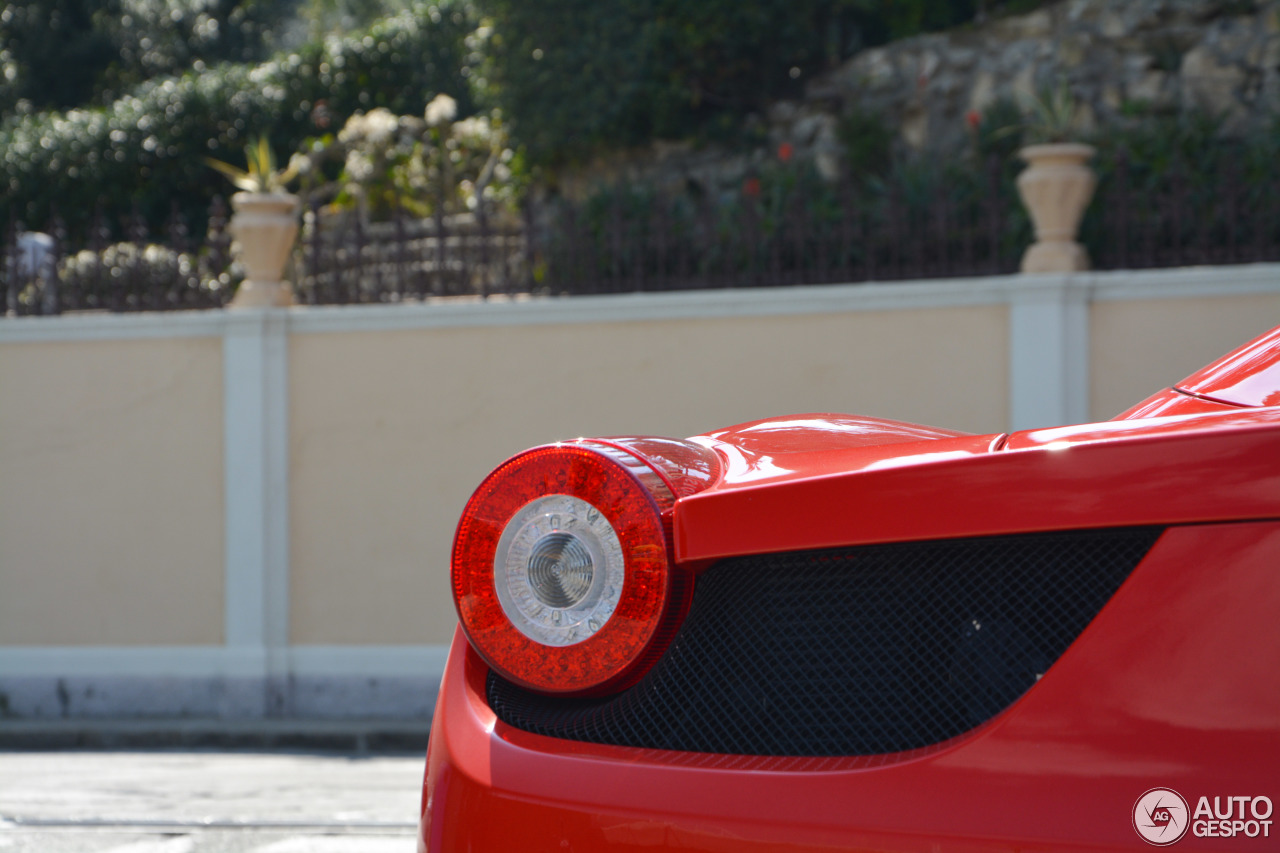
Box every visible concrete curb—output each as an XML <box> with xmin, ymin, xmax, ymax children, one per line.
<box><xmin>0</xmin><ymin>718</ymin><xmax>430</xmax><ymax>753</ymax></box>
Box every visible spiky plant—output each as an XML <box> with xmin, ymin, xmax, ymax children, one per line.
<box><xmin>205</xmin><ymin>137</ymin><xmax>299</xmax><ymax>193</ymax></box>
<box><xmin>1019</xmin><ymin>83</ymin><xmax>1087</xmax><ymax>145</ymax></box>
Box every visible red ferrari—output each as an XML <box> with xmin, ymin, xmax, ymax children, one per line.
<box><xmin>420</xmin><ymin>325</ymin><xmax>1280</xmax><ymax>852</ymax></box>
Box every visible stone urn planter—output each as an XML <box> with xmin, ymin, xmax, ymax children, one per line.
<box><xmin>1016</xmin><ymin>143</ymin><xmax>1097</xmax><ymax>274</ymax></box>
<box><xmin>228</xmin><ymin>191</ymin><xmax>300</xmax><ymax>308</ymax></box>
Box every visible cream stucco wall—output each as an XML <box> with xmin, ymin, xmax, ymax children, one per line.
<box><xmin>0</xmin><ymin>336</ymin><xmax>225</xmax><ymax>645</ymax></box>
<box><xmin>3</xmin><ymin>268</ymin><xmax>1276</xmax><ymax>663</ymax></box>
<box><xmin>287</xmin><ymin>304</ymin><xmax>1009</xmax><ymax>645</ymax></box>
<box><xmin>1090</xmin><ymin>293</ymin><xmax>1280</xmax><ymax>420</ymax></box>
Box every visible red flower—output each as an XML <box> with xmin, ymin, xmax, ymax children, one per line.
<box><xmin>743</xmin><ymin>177</ymin><xmax>761</xmax><ymax>198</ymax></box>
<box><xmin>777</xmin><ymin>142</ymin><xmax>794</xmax><ymax>163</ymax></box>
<box><xmin>965</xmin><ymin>110</ymin><xmax>982</xmax><ymax>131</ymax></box>
<box><xmin>311</xmin><ymin>99</ymin><xmax>332</xmax><ymax>129</ymax></box>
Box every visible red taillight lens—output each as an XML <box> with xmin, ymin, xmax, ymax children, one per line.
<box><xmin>451</xmin><ymin>442</ymin><xmax>702</xmax><ymax>696</ymax></box>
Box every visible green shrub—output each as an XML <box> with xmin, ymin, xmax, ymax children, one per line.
<box><xmin>475</xmin><ymin>0</ymin><xmax>1057</xmax><ymax>168</ymax></box>
<box><xmin>475</xmin><ymin>0</ymin><xmax>833</xmax><ymax>166</ymax></box>
<box><xmin>56</xmin><ymin>241</ymin><xmax>225</xmax><ymax>311</ymax></box>
<box><xmin>0</xmin><ymin>0</ymin><xmax>123</xmax><ymax>114</ymax></box>
<box><xmin>0</xmin><ymin>1</ymin><xmax>475</xmax><ymax>240</ymax></box>
<box><xmin>0</xmin><ymin>0</ymin><xmax>293</xmax><ymax>116</ymax></box>
<box><xmin>837</xmin><ymin>107</ymin><xmax>894</xmax><ymax>180</ymax></box>
<box><xmin>93</xmin><ymin>0</ymin><xmax>296</xmax><ymax>101</ymax></box>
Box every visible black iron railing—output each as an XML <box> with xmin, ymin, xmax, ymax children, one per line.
<box><xmin>4</xmin><ymin>149</ymin><xmax>1279</xmax><ymax>316</ymax></box>
<box><xmin>293</xmin><ymin>202</ymin><xmax>528</xmax><ymax>305</ymax></box>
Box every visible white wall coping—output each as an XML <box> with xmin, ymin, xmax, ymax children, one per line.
<box><xmin>0</xmin><ymin>308</ymin><xmax>230</xmax><ymax>342</ymax></box>
<box><xmin>1084</xmin><ymin>262</ymin><xmax>1280</xmax><ymax>301</ymax></box>
<box><xmin>286</xmin><ymin>275</ymin><xmax>1020</xmax><ymax>333</ymax></box>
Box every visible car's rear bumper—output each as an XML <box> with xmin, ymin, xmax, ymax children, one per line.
<box><xmin>420</xmin><ymin>522</ymin><xmax>1280</xmax><ymax>852</ymax></box>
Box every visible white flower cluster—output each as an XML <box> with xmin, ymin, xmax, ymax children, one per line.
<box><xmin>425</xmin><ymin>94</ymin><xmax>458</xmax><ymax>127</ymax></box>
<box><xmin>292</xmin><ymin>96</ymin><xmax>518</xmax><ymax>222</ymax></box>
<box><xmin>339</xmin><ymin>107</ymin><xmax>402</xmax><ymax>148</ymax></box>
<box><xmin>60</xmin><ymin>243</ymin><xmax>200</xmax><ymax>283</ymax></box>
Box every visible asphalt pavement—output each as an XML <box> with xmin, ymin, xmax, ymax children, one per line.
<box><xmin>0</xmin><ymin>749</ymin><xmax>426</xmax><ymax>853</ymax></box>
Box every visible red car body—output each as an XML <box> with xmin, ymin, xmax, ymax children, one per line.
<box><xmin>420</xmin><ymin>326</ymin><xmax>1280</xmax><ymax>852</ymax></box>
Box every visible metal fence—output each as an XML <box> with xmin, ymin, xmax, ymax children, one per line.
<box><xmin>1088</xmin><ymin>147</ymin><xmax>1280</xmax><ymax>270</ymax></box>
<box><xmin>536</xmin><ymin>160</ymin><xmax>1022</xmax><ymax>294</ymax></box>
<box><xmin>4</xmin><ymin>150</ymin><xmax>1279</xmax><ymax>316</ymax></box>
<box><xmin>536</xmin><ymin>150</ymin><xmax>1280</xmax><ymax>295</ymax></box>
<box><xmin>293</xmin><ymin>202</ymin><xmax>528</xmax><ymax>305</ymax></box>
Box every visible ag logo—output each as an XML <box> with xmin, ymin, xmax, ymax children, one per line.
<box><xmin>1134</xmin><ymin>788</ymin><xmax>1190</xmax><ymax>846</ymax></box>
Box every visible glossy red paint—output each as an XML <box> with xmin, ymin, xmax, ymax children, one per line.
<box><xmin>1116</xmin><ymin>324</ymin><xmax>1280</xmax><ymax>417</ymax></box>
<box><xmin>423</xmin><ymin>522</ymin><xmax>1280</xmax><ymax>851</ymax></box>
<box><xmin>687</xmin><ymin>417</ymin><xmax>994</xmax><ymax>488</ymax></box>
<box><xmin>423</xmin><ymin>326</ymin><xmax>1280</xmax><ymax>852</ymax></box>
<box><xmin>1113</xmin><ymin>387</ymin><xmax>1244</xmax><ymax>419</ymax></box>
<box><xmin>697</xmin><ymin>412</ymin><xmax>968</xmax><ymax>453</ymax></box>
<box><xmin>1176</xmin><ymin>324</ymin><xmax>1280</xmax><ymax>407</ymax></box>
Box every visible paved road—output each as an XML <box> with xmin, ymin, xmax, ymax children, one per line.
<box><xmin>0</xmin><ymin>751</ymin><xmax>425</xmax><ymax>853</ymax></box>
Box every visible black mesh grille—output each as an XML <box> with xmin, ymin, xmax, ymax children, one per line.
<box><xmin>488</xmin><ymin>527</ymin><xmax>1162</xmax><ymax>756</ymax></box>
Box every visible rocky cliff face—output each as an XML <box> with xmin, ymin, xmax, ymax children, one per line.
<box><xmin>560</xmin><ymin>0</ymin><xmax>1280</xmax><ymax>198</ymax></box>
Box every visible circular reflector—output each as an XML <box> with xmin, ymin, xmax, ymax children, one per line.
<box><xmin>527</xmin><ymin>532</ymin><xmax>594</xmax><ymax>608</ymax></box>
<box><xmin>493</xmin><ymin>493</ymin><xmax>624</xmax><ymax>645</ymax></box>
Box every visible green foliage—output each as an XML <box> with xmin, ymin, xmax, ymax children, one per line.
<box><xmin>0</xmin><ymin>1</ymin><xmax>475</xmax><ymax>239</ymax></box>
<box><xmin>475</xmin><ymin>0</ymin><xmax>1056</xmax><ymax>169</ymax></box>
<box><xmin>0</xmin><ymin>0</ymin><xmax>293</xmax><ymax>115</ymax></box>
<box><xmin>970</xmin><ymin>97</ymin><xmax>1025</xmax><ymax>161</ymax></box>
<box><xmin>854</xmin><ymin>0</ymin><xmax>978</xmax><ymax>41</ymax></box>
<box><xmin>837</xmin><ymin>107</ymin><xmax>893</xmax><ymax>180</ymax></box>
<box><xmin>0</xmin><ymin>0</ymin><xmax>1065</xmax><ymax>231</ymax></box>
<box><xmin>93</xmin><ymin>0</ymin><xmax>296</xmax><ymax>100</ymax></box>
<box><xmin>290</xmin><ymin>2</ymin><xmax>476</xmax><ymax>121</ymax></box>
<box><xmin>0</xmin><ymin>0</ymin><xmax>119</xmax><ymax>113</ymax></box>
<box><xmin>854</xmin><ymin>0</ymin><xmax>1050</xmax><ymax>39</ymax></box>
<box><xmin>295</xmin><ymin>0</ymin><xmax>405</xmax><ymax>38</ymax></box>
<box><xmin>472</xmin><ymin>0</ymin><xmax>825</xmax><ymax>167</ymax></box>
<box><xmin>1015</xmin><ymin>83</ymin><xmax>1090</xmax><ymax>144</ymax></box>
<box><xmin>1076</xmin><ymin>108</ymin><xmax>1243</xmax><ymax>257</ymax></box>
<box><xmin>1240</xmin><ymin>115</ymin><xmax>1280</xmax><ymax>191</ymax></box>
<box><xmin>1092</xmin><ymin>108</ymin><xmax>1226</xmax><ymax>189</ymax></box>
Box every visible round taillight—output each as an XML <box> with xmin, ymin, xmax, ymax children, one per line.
<box><xmin>451</xmin><ymin>442</ymin><xmax>692</xmax><ymax>696</ymax></box>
